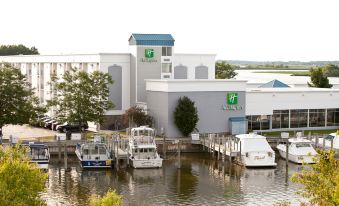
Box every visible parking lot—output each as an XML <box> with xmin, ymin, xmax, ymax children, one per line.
<box><xmin>1</xmin><ymin>124</ymin><xmax>57</xmax><ymax>141</ymax></box>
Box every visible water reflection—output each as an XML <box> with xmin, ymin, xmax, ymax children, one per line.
<box><xmin>43</xmin><ymin>153</ymin><xmax>303</xmax><ymax>206</ymax></box>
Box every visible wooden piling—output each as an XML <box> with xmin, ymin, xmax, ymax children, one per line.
<box><xmin>323</xmin><ymin>137</ymin><xmax>326</xmax><ymax>150</ymax></box>
<box><xmin>331</xmin><ymin>138</ymin><xmax>334</xmax><ymax>150</ymax></box>
<box><xmin>218</xmin><ymin>137</ymin><xmax>221</xmax><ymax>160</ymax></box>
<box><xmin>285</xmin><ymin>139</ymin><xmax>289</xmax><ymax>186</ymax></box>
<box><xmin>58</xmin><ymin>136</ymin><xmax>61</xmax><ymax>163</ymax></box>
<box><xmin>64</xmin><ymin>141</ymin><xmax>68</xmax><ymax>170</ymax></box>
<box><xmin>177</xmin><ymin>140</ymin><xmax>181</xmax><ymax>169</ymax></box>
<box><xmin>315</xmin><ymin>136</ymin><xmax>319</xmax><ymax>148</ymax></box>
<box><xmin>163</xmin><ymin>134</ymin><xmax>166</xmax><ymax>159</ymax></box>
<box><xmin>213</xmin><ymin>136</ymin><xmax>216</xmax><ymax>158</ymax></box>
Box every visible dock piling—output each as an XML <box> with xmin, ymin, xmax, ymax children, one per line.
<box><xmin>285</xmin><ymin>139</ymin><xmax>289</xmax><ymax>186</ymax></box>
<box><xmin>58</xmin><ymin>136</ymin><xmax>61</xmax><ymax>163</ymax></box>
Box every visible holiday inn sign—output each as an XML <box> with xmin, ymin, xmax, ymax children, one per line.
<box><xmin>222</xmin><ymin>92</ymin><xmax>243</xmax><ymax>111</ymax></box>
<box><xmin>141</xmin><ymin>48</ymin><xmax>157</xmax><ymax>63</ymax></box>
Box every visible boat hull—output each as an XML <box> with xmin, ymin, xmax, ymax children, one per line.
<box><xmin>242</xmin><ymin>156</ymin><xmax>277</xmax><ymax>167</ymax></box>
<box><xmin>278</xmin><ymin>149</ymin><xmax>315</xmax><ymax>164</ymax></box>
<box><xmin>130</xmin><ymin>158</ymin><xmax>163</xmax><ymax>168</ymax></box>
<box><xmin>31</xmin><ymin>160</ymin><xmax>49</xmax><ymax>170</ymax></box>
<box><xmin>75</xmin><ymin>150</ymin><xmax>112</xmax><ymax>169</ymax></box>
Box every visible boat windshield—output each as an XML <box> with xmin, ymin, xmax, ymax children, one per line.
<box><xmin>29</xmin><ymin>147</ymin><xmax>48</xmax><ymax>160</ymax></box>
<box><xmin>83</xmin><ymin>144</ymin><xmax>107</xmax><ymax>155</ymax></box>
<box><xmin>133</xmin><ymin>129</ymin><xmax>154</xmax><ymax>137</ymax></box>
<box><xmin>295</xmin><ymin>143</ymin><xmax>312</xmax><ymax>148</ymax></box>
<box><xmin>133</xmin><ymin>148</ymin><xmax>156</xmax><ymax>158</ymax></box>
<box><xmin>325</xmin><ymin>134</ymin><xmax>335</xmax><ymax>140</ymax></box>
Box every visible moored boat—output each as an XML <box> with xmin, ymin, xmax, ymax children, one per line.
<box><xmin>235</xmin><ymin>133</ymin><xmax>277</xmax><ymax>167</ymax></box>
<box><xmin>128</xmin><ymin>126</ymin><xmax>163</xmax><ymax>168</ymax></box>
<box><xmin>25</xmin><ymin>142</ymin><xmax>50</xmax><ymax>170</ymax></box>
<box><xmin>277</xmin><ymin>137</ymin><xmax>317</xmax><ymax>164</ymax></box>
<box><xmin>75</xmin><ymin>140</ymin><xmax>113</xmax><ymax>168</ymax></box>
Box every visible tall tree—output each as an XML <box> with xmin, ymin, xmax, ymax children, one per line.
<box><xmin>48</xmin><ymin>68</ymin><xmax>114</xmax><ymax>128</ymax></box>
<box><xmin>0</xmin><ymin>44</ymin><xmax>39</xmax><ymax>56</ymax></box>
<box><xmin>291</xmin><ymin>150</ymin><xmax>339</xmax><ymax>206</ymax></box>
<box><xmin>308</xmin><ymin>67</ymin><xmax>332</xmax><ymax>88</ymax></box>
<box><xmin>173</xmin><ymin>96</ymin><xmax>199</xmax><ymax>137</ymax></box>
<box><xmin>215</xmin><ymin>61</ymin><xmax>237</xmax><ymax>79</ymax></box>
<box><xmin>0</xmin><ymin>63</ymin><xmax>45</xmax><ymax>135</ymax></box>
<box><xmin>0</xmin><ymin>144</ymin><xmax>48</xmax><ymax>205</ymax></box>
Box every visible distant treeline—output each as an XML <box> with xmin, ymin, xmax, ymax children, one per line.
<box><xmin>223</xmin><ymin>60</ymin><xmax>339</xmax><ymax>67</ymax></box>
<box><xmin>0</xmin><ymin>44</ymin><xmax>39</xmax><ymax>56</ymax></box>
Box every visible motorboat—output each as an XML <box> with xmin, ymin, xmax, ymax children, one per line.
<box><xmin>25</xmin><ymin>142</ymin><xmax>50</xmax><ymax>170</ymax></box>
<box><xmin>75</xmin><ymin>138</ymin><xmax>113</xmax><ymax>168</ymax></box>
<box><xmin>128</xmin><ymin>126</ymin><xmax>163</xmax><ymax>168</ymax></box>
<box><xmin>235</xmin><ymin>133</ymin><xmax>277</xmax><ymax>167</ymax></box>
<box><xmin>277</xmin><ymin>137</ymin><xmax>317</xmax><ymax>164</ymax></box>
<box><xmin>314</xmin><ymin>132</ymin><xmax>339</xmax><ymax>149</ymax></box>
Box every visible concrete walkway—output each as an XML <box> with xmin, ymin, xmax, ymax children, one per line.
<box><xmin>2</xmin><ymin>124</ymin><xmax>57</xmax><ymax>140</ymax></box>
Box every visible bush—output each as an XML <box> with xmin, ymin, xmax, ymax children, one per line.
<box><xmin>89</xmin><ymin>189</ymin><xmax>122</xmax><ymax>206</ymax></box>
<box><xmin>0</xmin><ymin>144</ymin><xmax>48</xmax><ymax>205</ymax></box>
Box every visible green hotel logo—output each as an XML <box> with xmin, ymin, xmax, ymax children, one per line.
<box><xmin>145</xmin><ymin>49</ymin><xmax>154</xmax><ymax>58</ymax></box>
<box><xmin>227</xmin><ymin>92</ymin><xmax>238</xmax><ymax>105</ymax></box>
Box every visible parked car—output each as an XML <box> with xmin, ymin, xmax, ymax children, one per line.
<box><xmin>44</xmin><ymin>119</ymin><xmax>57</xmax><ymax>130</ymax></box>
<box><xmin>40</xmin><ymin>117</ymin><xmax>52</xmax><ymax>127</ymax></box>
<box><xmin>57</xmin><ymin>122</ymin><xmax>88</xmax><ymax>133</ymax></box>
<box><xmin>52</xmin><ymin>121</ymin><xmax>62</xmax><ymax>131</ymax></box>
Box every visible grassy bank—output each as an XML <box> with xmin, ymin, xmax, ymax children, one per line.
<box><xmin>253</xmin><ymin>71</ymin><xmax>310</xmax><ymax>76</ymax></box>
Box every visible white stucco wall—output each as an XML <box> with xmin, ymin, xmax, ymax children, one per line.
<box><xmin>173</xmin><ymin>54</ymin><xmax>216</xmax><ymax>80</ymax></box>
<box><xmin>246</xmin><ymin>88</ymin><xmax>339</xmax><ymax>115</ymax></box>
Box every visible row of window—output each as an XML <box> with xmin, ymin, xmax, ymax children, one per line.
<box><xmin>247</xmin><ymin>108</ymin><xmax>339</xmax><ymax>131</ymax></box>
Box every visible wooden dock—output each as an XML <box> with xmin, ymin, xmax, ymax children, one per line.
<box><xmin>200</xmin><ymin>134</ymin><xmax>241</xmax><ymax>161</ymax></box>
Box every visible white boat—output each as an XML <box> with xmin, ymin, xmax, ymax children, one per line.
<box><xmin>75</xmin><ymin>139</ymin><xmax>113</xmax><ymax>168</ymax></box>
<box><xmin>26</xmin><ymin>143</ymin><xmax>50</xmax><ymax>170</ymax></box>
<box><xmin>235</xmin><ymin>133</ymin><xmax>277</xmax><ymax>167</ymax></box>
<box><xmin>277</xmin><ymin>137</ymin><xmax>317</xmax><ymax>164</ymax></box>
<box><xmin>128</xmin><ymin>126</ymin><xmax>163</xmax><ymax>168</ymax></box>
<box><xmin>314</xmin><ymin>132</ymin><xmax>339</xmax><ymax>149</ymax></box>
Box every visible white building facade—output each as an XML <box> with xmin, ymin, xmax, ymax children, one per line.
<box><xmin>1</xmin><ymin>33</ymin><xmax>339</xmax><ymax>136</ymax></box>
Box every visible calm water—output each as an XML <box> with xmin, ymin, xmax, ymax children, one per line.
<box><xmin>42</xmin><ymin>153</ymin><xmax>305</xmax><ymax>206</ymax></box>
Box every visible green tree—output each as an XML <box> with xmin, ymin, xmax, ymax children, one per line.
<box><xmin>0</xmin><ymin>44</ymin><xmax>39</xmax><ymax>56</ymax></box>
<box><xmin>48</xmin><ymin>68</ymin><xmax>114</xmax><ymax>129</ymax></box>
<box><xmin>308</xmin><ymin>67</ymin><xmax>332</xmax><ymax>88</ymax></box>
<box><xmin>291</xmin><ymin>150</ymin><xmax>339</xmax><ymax>206</ymax></box>
<box><xmin>122</xmin><ymin>106</ymin><xmax>153</xmax><ymax>128</ymax></box>
<box><xmin>89</xmin><ymin>189</ymin><xmax>122</xmax><ymax>206</ymax></box>
<box><xmin>174</xmin><ymin>96</ymin><xmax>199</xmax><ymax>137</ymax></box>
<box><xmin>215</xmin><ymin>61</ymin><xmax>237</xmax><ymax>79</ymax></box>
<box><xmin>0</xmin><ymin>144</ymin><xmax>48</xmax><ymax>205</ymax></box>
<box><xmin>322</xmin><ymin>64</ymin><xmax>339</xmax><ymax>77</ymax></box>
<box><xmin>0</xmin><ymin>63</ymin><xmax>45</xmax><ymax>134</ymax></box>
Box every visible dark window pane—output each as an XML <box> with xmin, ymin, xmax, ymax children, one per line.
<box><xmin>309</xmin><ymin>109</ymin><xmax>325</xmax><ymax>127</ymax></box>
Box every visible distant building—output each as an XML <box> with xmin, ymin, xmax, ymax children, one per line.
<box><xmin>1</xmin><ymin>34</ymin><xmax>339</xmax><ymax>137</ymax></box>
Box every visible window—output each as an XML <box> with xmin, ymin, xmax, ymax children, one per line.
<box><xmin>290</xmin><ymin>109</ymin><xmax>308</xmax><ymax>128</ymax></box>
<box><xmin>162</xmin><ymin>47</ymin><xmax>172</xmax><ymax>56</ymax></box>
<box><xmin>99</xmin><ymin>145</ymin><xmax>106</xmax><ymax>155</ymax></box>
<box><xmin>327</xmin><ymin>108</ymin><xmax>339</xmax><ymax>126</ymax></box>
<box><xmin>247</xmin><ymin>115</ymin><xmax>270</xmax><ymax>131</ymax></box>
<box><xmin>272</xmin><ymin>110</ymin><xmax>289</xmax><ymax>129</ymax></box>
<box><xmin>162</xmin><ymin>63</ymin><xmax>172</xmax><ymax>73</ymax></box>
<box><xmin>309</xmin><ymin>109</ymin><xmax>325</xmax><ymax>127</ymax></box>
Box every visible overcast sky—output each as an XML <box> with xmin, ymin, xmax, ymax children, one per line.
<box><xmin>1</xmin><ymin>0</ymin><xmax>338</xmax><ymax>61</ymax></box>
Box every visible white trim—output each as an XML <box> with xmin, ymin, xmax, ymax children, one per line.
<box><xmin>145</xmin><ymin>79</ymin><xmax>247</xmax><ymax>92</ymax></box>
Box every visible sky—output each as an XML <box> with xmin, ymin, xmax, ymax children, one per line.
<box><xmin>0</xmin><ymin>0</ymin><xmax>338</xmax><ymax>61</ymax></box>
